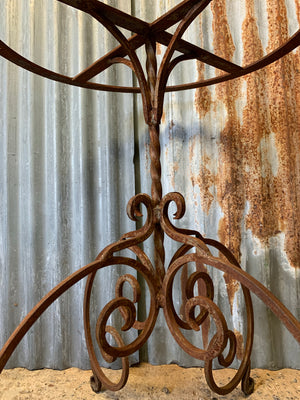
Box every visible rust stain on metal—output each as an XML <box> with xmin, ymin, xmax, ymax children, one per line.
<box><xmin>212</xmin><ymin>0</ymin><xmax>244</xmax><ymax>309</ymax></box>
<box><xmin>234</xmin><ymin>329</ymin><xmax>245</xmax><ymax>361</ymax></box>
<box><xmin>262</xmin><ymin>0</ymin><xmax>300</xmax><ymax>268</ymax></box>
<box><xmin>1</xmin><ymin>1</ymin><xmax>300</xmax><ymax>398</ymax></box>
<box><xmin>190</xmin><ymin>145</ymin><xmax>215</xmax><ymax>215</ymax></box>
<box><xmin>240</xmin><ymin>0</ymin><xmax>300</xmax><ymax>268</ymax></box>
<box><xmin>196</xmin><ymin>260</ymin><xmax>211</xmax><ymax>350</ymax></box>
<box><xmin>211</xmin><ymin>0</ymin><xmax>236</xmax><ymax>66</ymax></box>
<box><xmin>156</xmin><ymin>42</ymin><xmax>162</xmax><ymax>55</ymax></box>
<box><xmin>195</xmin><ymin>59</ymin><xmax>212</xmax><ymax>117</ymax></box>
<box><xmin>204</xmin><ymin>0</ymin><xmax>300</xmax><ymax>297</ymax></box>
<box><xmin>241</xmin><ymin>0</ymin><xmax>277</xmax><ymax>248</ymax></box>
<box><xmin>170</xmin><ymin>161</ymin><xmax>179</xmax><ymax>188</ymax></box>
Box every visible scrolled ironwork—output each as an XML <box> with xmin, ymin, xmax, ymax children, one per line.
<box><xmin>115</xmin><ymin>274</ymin><xmax>144</xmax><ymax>330</ymax></box>
<box><xmin>89</xmin><ymin>325</ymin><xmax>129</xmax><ymax>393</ymax></box>
<box><xmin>83</xmin><ymin>256</ymin><xmax>159</xmax><ymax>391</ymax></box>
<box><xmin>217</xmin><ymin>329</ymin><xmax>237</xmax><ymax>368</ymax></box>
<box><xmin>159</xmin><ymin>192</ymin><xmax>213</xmax><ymax>255</ymax></box>
<box><xmin>162</xmin><ymin>243</ymin><xmax>254</xmax><ymax>394</ymax></box>
<box><xmin>163</xmin><ymin>252</ymin><xmax>232</xmax><ymax>360</ymax></box>
<box><xmin>96</xmin><ymin>297</ymin><xmax>137</xmax><ymax>355</ymax></box>
<box><xmin>185</xmin><ymin>271</ymin><xmax>214</xmax><ymax>326</ymax></box>
<box><xmin>158</xmin><ymin>191</ymin><xmax>255</xmax><ymax>393</ymax></box>
<box><xmin>0</xmin><ymin>1</ymin><xmax>299</xmax><ymax>398</ymax></box>
<box><xmin>97</xmin><ymin>193</ymin><xmax>154</xmax><ymax>257</ymax></box>
<box><xmin>81</xmin><ymin>191</ymin><xmax>254</xmax><ymax>394</ymax></box>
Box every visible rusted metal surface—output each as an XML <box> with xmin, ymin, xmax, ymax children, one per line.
<box><xmin>191</xmin><ymin>1</ymin><xmax>300</xmax><ymax>320</ymax></box>
<box><xmin>0</xmin><ymin>0</ymin><xmax>299</xmax><ymax>397</ymax></box>
<box><xmin>1</xmin><ymin>189</ymin><xmax>299</xmax><ymax>394</ymax></box>
<box><xmin>0</xmin><ymin>2</ymin><xmax>299</xmax><ymax>96</ymax></box>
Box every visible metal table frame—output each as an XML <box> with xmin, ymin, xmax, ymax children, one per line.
<box><xmin>0</xmin><ymin>0</ymin><xmax>299</xmax><ymax>396</ymax></box>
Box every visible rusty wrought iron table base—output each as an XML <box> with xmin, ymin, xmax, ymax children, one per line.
<box><xmin>0</xmin><ymin>0</ymin><xmax>300</xmax><ymax>396</ymax></box>
<box><xmin>1</xmin><ymin>187</ymin><xmax>299</xmax><ymax>395</ymax></box>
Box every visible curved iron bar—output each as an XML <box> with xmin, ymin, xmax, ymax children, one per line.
<box><xmin>84</xmin><ymin>256</ymin><xmax>160</xmax><ymax>392</ymax></box>
<box><xmin>163</xmin><ymin>204</ymin><xmax>254</xmax><ymax>395</ymax></box>
<box><xmin>114</xmin><ymin>274</ymin><xmax>143</xmax><ymax>331</ymax></box>
<box><xmin>85</xmin><ymin>9</ymin><xmax>152</xmax><ymax>124</ymax></box>
<box><xmin>0</xmin><ymin>194</ymin><xmax>155</xmax><ymax>364</ymax></box>
<box><xmin>89</xmin><ymin>324</ymin><xmax>130</xmax><ymax>393</ymax></box>
<box><xmin>109</xmin><ymin>57</ymin><xmax>134</xmax><ymax>72</ymax></box>
<box><xmin>0</xmin><ymin>18</ymin><xmax>298</xmax><ymax>95</ymax></box>
<box><xmin>155</xmin><ymin>0</ymin><xmax>212</xmax><ymax>122</ymax></box>
<box><xmin>166</xmin><ymin>249</ymin><xmax>254</xmax><ymax>395</ymax></box>
<box><xmin>0</xmin><ymin>39</ymin><xmax>139</xmax><ymax>93</ymax></box>
<box><xmin>82</xmin><ymin>193</ymin><xmax>161</xmax><ymax>391</ymax></box>
<box><xmin>160</xmin><ymin>193</ymin><xmax>300</xmax><ymax>344</ymax></box>
<box><xmin>164</xmin><ymin>255</ymin><xmax>253</xmax><ymax>394</ymax></box>
<box><xmin>0</xmin><ymin>255</ymin><xmax>160</xmax><ymax>389</ymax></box>
<box><xmin>0</xmin><ymin>256</ymin><xmax>128</xmax><ymax>373</ymax></box>
<box><xmin>163</xmin><ymin>252</ymin><xmax>230</xmax><ymax>360</ymax></box>
<box><xmin>94</xmin><ymin>193</ymin><xmax>155</xmax><ymax>260</ymax></box>
<box><xmin>159</xmin><ymin>192</ymin><xmax>300</xmax><ymax>394</ymax></box>
<box><xmin>168</xmin><ymin>29</ymin><xmax>300</xmax><ymax>92</ymax></box>
<box><xmin>0</xmin><ymin>194</ymin><xmax>161</xmax><ymax>391</ymax></box>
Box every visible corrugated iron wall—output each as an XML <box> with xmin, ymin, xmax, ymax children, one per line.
<box><xmin>0</xmin><ymin>0</ymin><xmax>299</xmax><ymax>370</ymax></box>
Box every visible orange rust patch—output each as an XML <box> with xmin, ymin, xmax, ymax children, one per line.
<box><xmin>156</xmin><ymin>42</ymin><xmax>162</xmax><ymax>56</ymax></box>
<box><xmin>161</xmin><ymin>110</ymin><xmax>166</xmax><ymax>124</ymax></box>
<box><xmin>234</xmin><ymin>329</ymin><xmax>245</xmax><ymax>361</ymax></box>
<box><xmin>194</xmin><ymin>16</ymin><xmax>213</xmax><ymax>118</ymax></box>
<box><xmin>212</xmin><ymin>0</ymin><xmax>244</xmax><ymax>310</ymax></box>
<box><xmin>189</xmin><ymin>1</ymin><xmax>300</xmax><ymax>330</ymax></box>
<box><xmin>195</xmin><ymin>61</ymin><xmax>212</xmax><ymax>118</ymax></box>
<box><xmin>196</xmin><ymin>260</ymin><xmax>210</xmax><ymax>349</ymax></box>
<box><xmin>170</xmin><ymin>161</ymin><xmax>179</xmax><ymax>188</ymax></box>
<box><xmin>241</xmin><ymin>0</ymin><xmax>279</xmax><ymax>244</ymax></box>
<box><xmin>262</xmin><ymin>0</ymin><xmax>300</xmax><ymax>268</ymax></box>
<box><xmin>190</xmin><ymin>152</ymin><xmax>215</xmax><ymax>215</ymax></box>
<box><xmin>240</xmin><ymin>0</ymin><xmax>300</xmax><ymax>268</ymax></box>
<box><xmin>168</xmin><ymin>119</ymin><xmax>175</xmax><ymax>140</ymax></box>
<box><xmin>210</xmin><ymin>0</ymin><xmax>300</xmax><ymax>288</ymax></box>
<box><xmin>211</xmin><ymin>0</ymin><xmax>236</xmax><ymax>66</ymax></box>
<box><xmin>180</xmin><ymin>261</ymin><xmax>211</xmax><ymax>350</ymax></box>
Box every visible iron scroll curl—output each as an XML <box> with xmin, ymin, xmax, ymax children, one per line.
<box><xmin>0</xmin><ymin>1</ymin><xmax>299</xmax><ymax>397</ymax></box>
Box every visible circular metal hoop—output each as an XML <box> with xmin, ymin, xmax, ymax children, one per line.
<box><xmin>0</xmin><ymin>1</ymin><xmax>299</xmax><ymax>94</ymax></box>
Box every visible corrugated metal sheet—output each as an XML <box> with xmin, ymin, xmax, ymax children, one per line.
<box><xmin>0</xmin><ymin>0</ymin><xmax>299</xmax><ymax>370</ymax></box>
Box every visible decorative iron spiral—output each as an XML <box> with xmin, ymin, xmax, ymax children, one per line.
<box><xmin>159</xmin><ymin>192</ymin><xmax>254</xmax><ymax>394</ymax></box>
<box><xmin>83</xmin><ymin>193</ymin><xmax>160</xmax><ymax>391</ymax></box>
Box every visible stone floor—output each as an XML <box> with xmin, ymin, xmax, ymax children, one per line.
<box><xmin>0</xmin><ymin>363</ymin><xmax>299</xmax><ymax>400</ymax></box>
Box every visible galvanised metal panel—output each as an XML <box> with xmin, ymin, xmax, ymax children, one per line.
<box><xmin>0</xmin><ymin>0</ymin><xmax>299</xmax><ymax>370</ymax></box>
<box><xmin>0</xmin><ymin>0</ymin><xmax>137</xmax><ymax>370</ymax></box>
<box><xmin>135</xmin><ymin>0</ymin><xmax>300</xmax><ymax>369</ymax></box>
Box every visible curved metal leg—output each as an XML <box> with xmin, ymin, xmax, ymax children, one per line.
<box><xmin>0</xmin><ymin>192</ymin><xmax>299</xmax><ymax>397</ymax></box>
